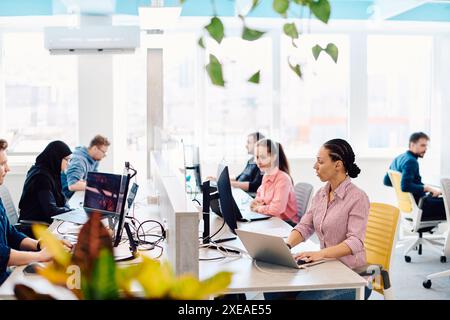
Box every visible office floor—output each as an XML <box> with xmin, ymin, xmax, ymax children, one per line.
<box><xmin>248</xmin><ymin>233</ymin><xmax>450</xmax><ymax>300</ymax></box>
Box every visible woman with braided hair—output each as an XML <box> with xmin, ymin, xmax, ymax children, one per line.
<box><xmin>265</xmin><ymin>138</ymin><xmax>371</xmax><ymax>300</ymax></box>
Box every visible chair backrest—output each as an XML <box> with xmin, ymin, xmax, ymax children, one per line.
<box><xmin>0</xmin><ymin>184</ymin><xmax>19</xmax><ymax>225</ymax></box>
<box><xmin>387</xmin><ymin>170</ymin><xmax>415</xmax><ymax>213</ymax></box>
<box><xmin>365</xmin><ymin>202</ymin><xmax>400</xmax><ymax>294</ymax></box>
<box><xmin>294</xmin><ymin>182</ymin><xmax>313</xmax><ymax>220</ymax></box>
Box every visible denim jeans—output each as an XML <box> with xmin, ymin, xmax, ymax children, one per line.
<box><xmin>264</xmin><ymin>287</ymin><xmax>372</xmax><ymax>300</ymax></box>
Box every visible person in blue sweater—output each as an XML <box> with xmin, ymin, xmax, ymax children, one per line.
<box><xmin>61</xmin><ymin>135</ymin><xmax>110</xmax><ymax>199</ymax></box>
<box><xmin>384</xmin><ymin>132</ymin><xmax>445</xmax><ymax>221</ymax></box>
<box><xmin>0</xmin><ymin>139</ymin><xmax>72</xmax><ymax>285</ymax></box>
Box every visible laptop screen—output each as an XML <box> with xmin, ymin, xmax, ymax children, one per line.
<box><xmin>84</xmin><ymin>172</ymin><xmax>123</xmax><ymax>214</ymax></box>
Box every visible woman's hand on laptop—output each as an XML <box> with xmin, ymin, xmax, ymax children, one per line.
<box><xmin>250</xmin><ymin>199</ymin><xmax>264</xmax><ymax>211</ymax></box>
<box><xmin>294</xmin><ymin>250</ymin><xmax>325</xmax><ymax>263</ymax></box>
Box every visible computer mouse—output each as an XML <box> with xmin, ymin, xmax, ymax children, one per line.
<box><xmin>23</xmin><ymin>262</ymin><xmax>45</xmax><ymax>275</ymax></box>
<box><xmin>296</xmin><ymin>259</ymin><xmax>310</xmax><ymax>266</ymax></box>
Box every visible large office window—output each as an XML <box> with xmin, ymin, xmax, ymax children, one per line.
<box><xmin>163</xmin><ymin>34</ymin><xmax>198</xmax><ymax>141</ymax></box>
<box><xmin>204</xmin><ymin>37</ymin><xmax>273</xmax><ymax>161</ymax></box>
<box><xmin>114</xmin><ymin>48</ymin><xmax>147</xmax><ymax>177</ymax></box>
<box><xmin>367</xmin><ymin>35</ymin><xmax>433</xmax><ymax>149</ymax></box>
<box><xmin>1</xmin><ymin>32</ymin><xmax>78</xmax><ymax>153</ymax></box>
<box><xmin>280</xmin><ymin>34</ymin><xmax>350</xmax><ymax>156</ymax></box>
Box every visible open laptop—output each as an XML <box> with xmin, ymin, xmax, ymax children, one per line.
<box><xmin>236</xmin><ymin>229</ymin><xmax>327</xmax><ymax>269</ymax></box>
<box><xmin>52</xmin><ymin>173</ymin><xmax>138</xmax><ymax>225</ymax></box>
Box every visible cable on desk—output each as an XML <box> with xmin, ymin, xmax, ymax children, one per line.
<box><xmin>200</xmin><ymin>219</ymin><xmax>226</xmax><ymax>243</ymax></box>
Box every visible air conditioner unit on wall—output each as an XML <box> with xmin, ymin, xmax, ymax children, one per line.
<box><xmin>44</xmin><ymin>25</ymin><xmax>140</xmax><ymax>54</ymax></box>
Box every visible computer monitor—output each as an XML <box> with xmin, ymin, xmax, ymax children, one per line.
<box><xmin>216</xmin><ymin>166</ymin><xmax>240</xmax><ymax>234</ymax></box>
<box><xmin>84</xmin><ymin>172</ymin><xmax>123</xmax><ymax>215</ymax></box>
<box><xmin>113</xmin><ymin>173</ymin><xmax>132</xmax><ymax>247</ymax></box>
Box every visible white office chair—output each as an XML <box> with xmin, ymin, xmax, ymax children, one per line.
<box><xmin>387</xmin><ymin>170</ymin><xmax>446</xmax><ymax>263</ymax></box>
<box><xmin>423</xmin><ymin>178</ymin><xmax>450</xmax><ymax>288</ymax></box>
<box><xmin>294</xmin><ymin>182</ymin><xmax>313</xmax><ymax>221</ymax></box>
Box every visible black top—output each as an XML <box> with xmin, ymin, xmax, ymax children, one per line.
<box><xmin>236</xmin><ymin>157</ymin><xmax>263</xmax><ymax>193</ymax></box>
<box><xmin>18</xmin><ymin>141</ymin><xmax>72</xmax><ymax>224</ymax></box>
<box><xmin>383</xmin><ymin>150</ymin><xmax>425</xmax><ymax>204</ymax></box>
<box><xmin>0</xmin><ymin>198</ymin><xmax>27</xmax><ymax>285</ymax></box>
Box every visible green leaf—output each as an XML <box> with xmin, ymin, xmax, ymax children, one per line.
<box><xmin>325</xmin><ymin>43</ymin><xmax>338</xmax><ymax>63</ymax></box>
<box><xmin>206</xmin><ymin>54</ymin><xmax>225</xmax><ymax>87</ymax></box>
<box><xmin>248</xmin><ymin>71</ymin><xmax>260</xmax><ymax>84</ymax></box>
<box><xmin>179</xmin><ymin>0</ymin><xmax>186</xmax><ymax>4</ymax></box>
<box><xmin>242</xmin><ymin>26</ymin><xmax>265</xmax><ymax>41</ymax></box>
<box><xmin>292</xmin><ymin>0</ymin><xmax>311</xmax><ymax>4</ymax></box>
<box><xmin>283</xmin><ymin>22</ymin><xmax>299</xmax><ymax>40</ymax></box>
<box><xmin>250</xmin><ymin>0</ymin><xmax>261</xmax><ymax>12</ymax></box>
<box><xmin>273</xmin><ymin>0</ymin><xmax>289</xmax><ymax>16</ymax></box>
<box><xmin>309</xmin><ymin>0</ymin><xmax>331</xmax><ymax>24</ymax></box>
<box><xmin>312</xmin><ymin>44</ymin><xmax>323</xmax><ymax>60</ymax></box>
<box><xmin>288</xmin><ymin>60</ymin><xmax>302</xmax><ymax>78</ymax></box>
<box><xmin>198</xmin><ymin>37</ymin><xmax>205</xmax><ymax>49</ymax></box>
<box><xmin>86</xmin><ymin>249</ymin><xmax>119</xmax><ymax>300</ymax></box>
<box><xmin>205</xmin><ymin>16</ymin><xmax>225</xmax><ymax>44</ymax></box>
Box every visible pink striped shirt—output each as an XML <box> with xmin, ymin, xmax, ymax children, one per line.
<box><xmin>294</xmin><ymin>177</ymin><xmax>370</xmax><ymax>269</ymax></box>
<box><xmin>255</xmin><ymin>167</ymin><xmax>299</xmax><ymax>224</ymax></box>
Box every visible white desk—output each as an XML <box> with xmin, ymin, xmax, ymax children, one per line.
<box><xmin>0</xmin><ymin>185</ymin><xmax>367</xmax><ymax>300</ymax></box>
<box><xmin>199</xmin><ymin>210</ymin><xmax>367</xmax><ymax>300</ymax></box>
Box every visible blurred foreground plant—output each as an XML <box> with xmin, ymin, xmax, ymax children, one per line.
<box><xmin>14</xmin><ymin>212</ymin><xmax>232</xmax><ymax>300</ymax></box>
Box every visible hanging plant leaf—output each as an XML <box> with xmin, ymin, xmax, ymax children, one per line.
<box><xmin>248</xmin><ymin>71</ymin><xmax>261</xmax><ymax>84</ymax></box>
<box><xmin>250</xmin><ymin>0</ymin><xmax>261</xmax><ymax>13</ymax></box>
<box><xmin>312</xmin><ymin>44</ymin><xmax>323</xmax><ymax>60</ymax></box>
<box><xmin>205</xmin><ymin>16</ymin><xmax>225</xmax><ymax>44</ymax></box>
<box><xmin>198</xmin><ymin>37</ymin><xmax>205</xmax><ymax>49</ymax></box>
<box><xmin>273</xmin><ymin>0</ymin><xmax>289</xmax><ymax>17</ymax></box>
<box><xmin>242</xmin><ymin>26</ymin><xmax>266</xmax><ymax>41</ymax></box>
<box><xmin>288</xmin><ymin>60</ymin><xmax>302</xmax><ymax>78</ymax></box>
<box><xmin>325</xmin><ymin>42</ymin><xmax>338</xmax><ymax>63</ymax></box>
<box><xmin>206</xmin><ymin>54</ymin><xmax>225</xmax><ymax>86</ymax></box>
<box><xmin>283</xmin><ymin>22</ymin><xmax>299</xmax><ymax>40</ymax></box>
<box><xmin>309</xmin><ymin>0</ymin><xmax>331</xmax><ymax>24</ymax></box>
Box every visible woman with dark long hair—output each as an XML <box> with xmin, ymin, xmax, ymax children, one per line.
<box><xmin>18</xmin><ymin>141</ymin><xmax>72</xmax><ymax>225</ymax></box>
<box><xmin>265</xmin><ymin>138</ymin><xmax>371</xmax><ymax>300</ymax></box>
<box><xmin>250</xmin><ymin>139</ymin><xmax>298</xmax><ymax>225</ymax></box>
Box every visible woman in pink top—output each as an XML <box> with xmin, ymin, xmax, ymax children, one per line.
<box><xmin>265</xmin><ymin>139</ymin><xmax>371</xmax><ymax>300</ymax></box>
<box><xmin>250</xmin><ymin>139</ymin><xmax>298</xmax><ymax>226</ymax></box>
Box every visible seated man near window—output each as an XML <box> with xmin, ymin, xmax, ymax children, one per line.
<box><xmin>61</xmin><ymin>134</ymin><xmax>110</xmax><ymax>199</ymax></box>
<box><xmin>383</xmin><ymin>132</ymin><xmax>445</xmax><ymax>221</ymax></box>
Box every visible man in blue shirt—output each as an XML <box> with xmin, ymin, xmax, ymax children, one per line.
<box><xmin>61</xmin><ymin>135</ymin><xmax>110</xmax><ymax>199</ymax></box>
<box><xmin>0</xmin><ymin>139</ymin><xmax>64</xmax><ymax>285</ymax></box>
<box><xmin>384</xmin><ymin>132</ymin><xmax>445</xmax><ymax>221</ymax></box>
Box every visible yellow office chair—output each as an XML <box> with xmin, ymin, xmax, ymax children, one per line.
<box><xmin>360</xmin><ymin>203</ymin><xmax>399</xmax><ymax>300</ymax></box>
<box><xmin>387</xmin><ymin>170</ymin><xmax>446</xmax><ymax>263</ymax></box>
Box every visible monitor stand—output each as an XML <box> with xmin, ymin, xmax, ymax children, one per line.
<box><xmin>114</xmin><ymin>222</ymin><xmax>138</xmax><ymax>262</ymax></box>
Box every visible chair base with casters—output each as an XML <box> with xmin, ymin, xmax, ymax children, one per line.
<box><xmin>403</xmin><ymin>227</ymin><xmax>446</xmax><ymax>263</ymax></box>
<box><xmin>422</xmin><ymin>178</ymin><xmax>450</xmax><ymax>289</ymax></box>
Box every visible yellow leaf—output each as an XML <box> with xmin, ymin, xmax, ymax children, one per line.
<box><xmin>33</xmin><ymin>224</ymin><xmax>72</xmax><ymax>267</ymax></box>
<box><xmin>37</xmin><ymin>265</ymin><xmax>70</xmax><ymax>287</ymax></box>
<box><xmin>169</xmin><ymin>275</ymin><xmax>202</xmax><ymax>299</ymax></box>
<box><xmin>136</xmin><ymin>257</ymin><xmax>175</xmax><ymax>298</ymax></box>
<box><xmin>197</xmin><ymin>271</ymin><xmax>232</xmax><ymax>299</ymax></box>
